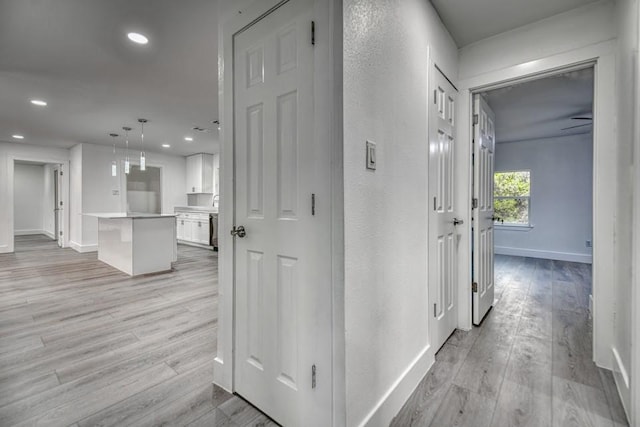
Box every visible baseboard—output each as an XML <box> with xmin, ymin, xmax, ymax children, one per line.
<box><xmin>0</xmin><ymin>245</ymin><xmax>9</xmax><ymax>254</ymax></box>
<box><xmin>14</xmin><ymin>229</ymin><xmax>46</xmax><ymax>236</ymax></box>
<box><xmin>611</xmin><ymin>347</ymin><xmax>631</xmax><ymax>421</ymax></box>
<box><xmin>356</xmin><ymin>344</ymin><xmax>433</xmax><ymax>427</ymax></box>
<box><xmin>43</xmin><ymin>230</ymin><xmax>55</xmax><ymax>239</ymax></box>
<box><xmin>69</xmin><ymin>241</ymin><xmax>98</xmax><ymax>253</ymax></box>
<box><xmin>495</xmin><ymin>246</ymin><xmax>592</xmax><ymax>264</ymax></box>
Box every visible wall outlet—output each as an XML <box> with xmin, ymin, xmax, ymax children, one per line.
<box><xmin>585</xmin><ymin>240</ymin><xmax>592</xmax><ymax>248</ymax></box>
<box><xmin>366</xmin><ymin>141</ymin><xmax>376</xmax><ymax>170</ymax></box>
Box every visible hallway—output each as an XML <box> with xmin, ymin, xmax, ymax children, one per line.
<box><xmin>391</xmin><ymin>255</ymin><xmax>628</xmax><ymax>427</ymax></box>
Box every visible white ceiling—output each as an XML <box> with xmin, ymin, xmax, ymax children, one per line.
<box><xmin>430</xmin><ymin>0</ymin><xmax>601</xmax><ymax>47</ymax></box>
<box><xmin>0</xmin><ymin>0</ymin><xmax>219</xmax><ymax>156</ymax></box>
<box><xmin>483</xmin><ymin>67</ymin><xmax>594</xmax><ymax>143</ymax></box>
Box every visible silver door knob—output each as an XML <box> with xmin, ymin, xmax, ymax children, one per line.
<box><xmin>453</xmin><ymin>218</ymin><xmax>464</xmax><ymax>226</ymax></box>
<box><xmin>230</xmin><ymin>226</ymin><xmax>246</xmax><ymax>238</ymax></box>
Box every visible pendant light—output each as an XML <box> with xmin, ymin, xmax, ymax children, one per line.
<box><xmin>138</xmin><ymin>118</ymin><xmax>148</xmax><ymax>171</ymax></box>
<box><xmin>122</xmin><ymin>126</ymin><xmax>132</xmax><ymax>174</ymax></box>
<box><xmin>109</xmin><ymin>133</ymin><xmax>119</xmax><ymax>176</ymax></box>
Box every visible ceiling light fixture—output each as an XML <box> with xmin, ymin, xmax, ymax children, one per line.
<box><xmin>127</xmin><ymin>32</ymin><xmax>149</xmax><ymax>45</ymax></box>
<box><xmin>138</xmin><ymin>118</ymin><xmax>148</xmax><ymax>171</ymax></box>
<box><xmin>109</xmin><ymin>133</ymin><xmax>119</xmax><ymax>177</ymax></box>
<box><xmin>30</xmin><ymin>99</ymin><xmax>47</xmax><ymax>107</ymax></box>
<box><xmin>123</xmin><ymin>126</ymin><xmax>132</xmax><ymax>174</ymax></box>
<box><xmin>184</xmin><ymin>136</ymin><xmax>193</xmax><ymax>142</ymax></box>
<box><xmin>12</xmin><ymin>134</ymin><xmax>24</xmax><ymax>140</ymax></box>
<box><xmin>162</xmin><ymin>144</ymin><xmax>170</xmax><ymax>148</ymax></box>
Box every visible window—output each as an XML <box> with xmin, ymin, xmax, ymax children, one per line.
<box><xmin>494</xmin><ymin>171</ymin><xmax>530</xmax><ymax>226</ymax></box>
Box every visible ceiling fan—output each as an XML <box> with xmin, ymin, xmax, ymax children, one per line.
<box><xmin>562</xmin><ymin>115</ymin><xmax>593</xmax><ymax>131</ymax></box>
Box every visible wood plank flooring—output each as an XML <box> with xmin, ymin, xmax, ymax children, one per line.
<box><xmin>0</xmin><ymin>235</ymin><xmax>274</xmax><ymax>427</ymax></box>
<box><xmin>391</xmin><ymin>255</ymin><xmax>629</xmax><ymax>427</ymax></box>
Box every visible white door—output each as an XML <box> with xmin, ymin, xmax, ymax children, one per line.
<box><xmin>472</xmin><ymin>95</ymin><xmax>496</xmax><ymax>325</ymax></box>
<box><xmin>428</xmin><ymin>66</ymin><xmax>459</xmax><ymax>351</ymax></box>
<box><xmin>232</xmin><ymin>0</ymin><xmax>331</xmax><ymax>425</ymax></box>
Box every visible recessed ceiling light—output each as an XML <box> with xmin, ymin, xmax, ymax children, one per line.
<box><xmin>184</xmin><ymin>136</ymin><xmax>193</xmax><ymax>142</ymax></box>
<box><xmin>162</xmin><ymin>144</ymin><xmax>170</xmax><ymax>148</ymax></box>
<box><xmin>12</xmin><ymin>134</ymin><xmax>24</xmax><ymax>140</ymax></box>
<box><xmin>127</xmin><ymin>32</ymin><xmax>149</xmax><ymax>45</ymax></box>
<box><xmin>30</xmin><ymin>99</ymin><xmax>47</xmax><ymax>107</ymax></box>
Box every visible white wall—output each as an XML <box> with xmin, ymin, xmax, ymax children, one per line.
<box><xmin>43</xmin><ymin>164</ymin><xmax>56</xmax><ymax>238</ymax></box>
<box><xmin>0</xmin><ymin>142</ymin><xmax>69</xmax><ymax>253</ymax></box>
<box><xmin>494</xmin><ymin>134</ymin><xmax>593</xmax><ymax>263</ymax></box>
<box><xmin>343</xmin><ymin>0</ymin><xmax>457</xmax><ymax>425</ymax></box>
<box><xmin>69</xmin><ymin>144</ymin><xmax>83</xmax><ymax>250</ymax></box>
<box><xmin>458</xmin><ymin>1</ymin><xmax>616</xmax><ymax>80</ymax></box>
<box><xmin>613</xmin><ymin>0</ymin><xmax>638</xmax><ymax>420</ymax></box>
<box><xmin>77</xmin><ymin>143</ymin><xmax>188</xmax><ymax>249</ymax></box>
<box><xmin>13</xmin><ymin>164</ymin><xmax>45</xmax><ymax>234</ymax></box>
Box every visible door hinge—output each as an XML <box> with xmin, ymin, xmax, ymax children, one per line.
<box><xmin>433</xmin><ymin>197</ymin><xmax>437</xmax><ymax>211</ymax></box>
<box><xmin>433</xmin><ymin>90</ymin><xmax>437</xmax><ymax>105</ymax></box>
<box><xmin>59</xmin><ymin>171</ymin><xmax>63</xmax><ymax>176</ymax></box>
<box><xmin>60</xmin><ymin>201</ymin><xmax>63</xmax><ymax>207</ymax></box>
<box><xmin>433</xmin><ymin>303</ymin><xmax>437</xmax><ymax>317</ymax></box>
<box><xmin>311</xmin><ymin>193</ymin><xmax>316</xmax><ymax>216</ymax></box>
<box><xmin>472</xmin><ymin>282</ymin><xmax>478</xmax><ymax>292</ymax></box>
<box><xmin>59</xmin><ymin>231</ymin><xmax>63</xmax><ymax>236</ymax></box>
<box><xmin>472</xmin><ymin>198</ymin><xmax>478</xmax><ymax>209</ymax></box>
<box><xmin>311</xmin><ymin>364</ymin><xmax>317</xmax><ymax>389</ymax></box>
<box><xmin>473</xmin><ymin>114</ymin><xmax>479</xmax><ymax>125</ymax></box>
<box><xmin>311</xmin><ymin>21</ymin><xmax>315</xmax><ymax>45</ymax></box>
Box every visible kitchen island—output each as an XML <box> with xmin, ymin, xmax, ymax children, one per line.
<box><xmin>83</xmin><ymin>213</ymin><xmax>177</xmax><ymax>276</ymax></box>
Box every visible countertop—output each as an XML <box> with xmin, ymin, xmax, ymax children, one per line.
<box><xmin>174</xmin><ymin>206</ymin><xmax>219</xmax><ymax>213</ymax></box>
<box><xmin>83</xmin><ymin>213</ymin><xmax>177</xmax><ymax>219</ymax></box>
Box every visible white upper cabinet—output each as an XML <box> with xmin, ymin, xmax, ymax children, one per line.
<box><xmin>186</xmin><ymin>153</ymin><xmax>214</xmax><ymax>194</ymax></box>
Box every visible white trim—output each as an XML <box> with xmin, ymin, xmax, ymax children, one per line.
<box><xmin>456</xmin><ymin>40</ymin><xmax>616</xmax><ymax>369</ymax></box>
<box><xmin>43</xmin><ymin>230</ymin><xmax>55</xmax><ymax>240</ymax></box>
<box><xmin>495</xmin><ymin>246</ymin><xmax>592</xmax><ymax>264</ymax></box>
<box><xmin>14</xmin><ymin>229</ymin><xmax>47</xmax><ymax>236</ymax></box>
<box><xmin>356</xmin><ymin>345</ymin><xmax>433</xmax><ymax>427</ymax></box>
<box><xmin>69</xmin><ymin>241</ymin><xmax>97</xmax><ymax>253</ymax></box>
<box><xmin>0</xmin><ymin>244</ymin><xmax>8</xmax><ymax>254</ymax></box>
<box><xmin>612</xmin><ymin>347</ymin><xmax>631</xmax><ymax>420</ymax></box>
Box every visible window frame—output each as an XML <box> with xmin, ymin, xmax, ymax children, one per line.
<box><xmin>493</xmin><ymin>169</ymin><xmax>532</xmax><ymax>228</ymax></box>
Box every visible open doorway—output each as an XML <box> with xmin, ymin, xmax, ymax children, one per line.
<box><xmin>13</xmin><ymin>160</ymin><xmax>65</xmax><ymax>251</ymax></box>
<box><xmin>471</xmin><ymin>67</ymin><xmax>594</xmax><ymax>325</ymax></box>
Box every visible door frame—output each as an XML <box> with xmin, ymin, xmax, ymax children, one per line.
<box><xmin>215</xmin><ymin>0</ymin><xmax>343</xmax><ymax>424</ymax></box>
<box><xmin>7</xmin><ymin>156</ymin><xmax>70</xmax><ymax>252</ymax></box>
<box><xmin>456</xmin><ymin>40</ymin><xmax>616</xmax><ymax>369</ymax></box>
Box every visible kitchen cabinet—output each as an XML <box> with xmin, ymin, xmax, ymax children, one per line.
<box><xmin>175</xmin><ymin>211</ymin><xmax>213</xmax><ymax>247</ymax></box>
<box><xmin>186</xmin><ymin>154</ymin><xmax>214</xmax><ymax>194</ymax></box>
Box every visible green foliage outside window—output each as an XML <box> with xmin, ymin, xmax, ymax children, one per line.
<box><xmin>494</xmin><ymin>171</ymin><xmax>530</xmax><ymax>225</ymax></box>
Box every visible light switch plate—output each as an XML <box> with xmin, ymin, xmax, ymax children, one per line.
<box><xmin>366</xmin><ymin>141</ymin><xmax>376</xmax><ymax>170</ymax></box>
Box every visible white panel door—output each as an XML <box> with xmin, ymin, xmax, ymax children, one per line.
<box><xmin>472</xmin><ymin>95</ymin><xmax>496</xmax><ymax>325</ymax></box>
<box><xmin>428</xmin><ymin>66</ymin><xmax>459</xmax><ymax>352</ymax></box>
<box><xmin>233</xmin><ymin>0</ymin><xmax>331</xmax><ymax>425</ymax></box>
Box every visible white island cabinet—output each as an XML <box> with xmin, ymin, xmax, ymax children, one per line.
<box><xmin>83</xmin><ymin>213</ymin><xmax>177</xmax><ymax>276</ymax></box>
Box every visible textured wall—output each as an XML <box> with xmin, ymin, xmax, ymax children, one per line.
<box><xmin>343</xmin><ymin>0</ymin><xmax>457</xmax><ymax>425</ymax></box>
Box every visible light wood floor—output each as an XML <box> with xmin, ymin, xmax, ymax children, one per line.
<box><xmin>391</xmin><ymin>255</ymin><xmax>629</xmax><ymax>427</ymax></box>
<box><xmin>0</xmin><ymin>235</ymin><xmax>274</xmax><ymax>427</ymax></box>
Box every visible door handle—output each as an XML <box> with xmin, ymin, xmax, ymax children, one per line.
<box><xmin>453</xmin><ymin>218</ymin><xmax>464</xmax><ymax>226</ymax></box>
<box><xmin>230</xmin><ymin>225</ymin><xmax>246</xmax><ymax>238</ymax></box>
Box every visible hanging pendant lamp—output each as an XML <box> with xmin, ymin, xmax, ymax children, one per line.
<box><xmin>122</xmin><ymin>126</ymin><xmax>132</xmax><ymax>174</ymax></box>
<box><xmin>138</xmin><ymin>118</ymin><xmax>148</xmax><ymax>171</ymax></box>
<box><xmin>109</xmin><ymin>133</ymin><xmax>119</xmax><ymax>177</ymax></box>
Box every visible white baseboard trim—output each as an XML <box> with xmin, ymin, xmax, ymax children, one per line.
<box><xmin>0</xmin><ymin>244</ymin><xmax>9</xmax><ymax>254</ymax></box>
<box><xmin>356</xmin><ymin>344</ymin><xmax>433</xmax><ymax>427</ymax></box>
<box><xmin>611</xmin><ymin>347</ymin><xmax>631</xmax><ymax>421</ymax></box>
<box><xmin>43</xmin><ymin>230</ymin><xmax>55</xmax><ymax>239</ymax></box>
<box><xmin>495</xmin><ymin>246</ymin><xmax>592</xmax><ymax>264</ymax></box>
<box><xmin>14</xmin><ymin>229</ymin><xmax>46</xmax><ymax>236</ymax></box>
<box><xmin>69</xmin><ymin>241</ymin><xmax>98</xmax><ymax>253</ymax></box>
